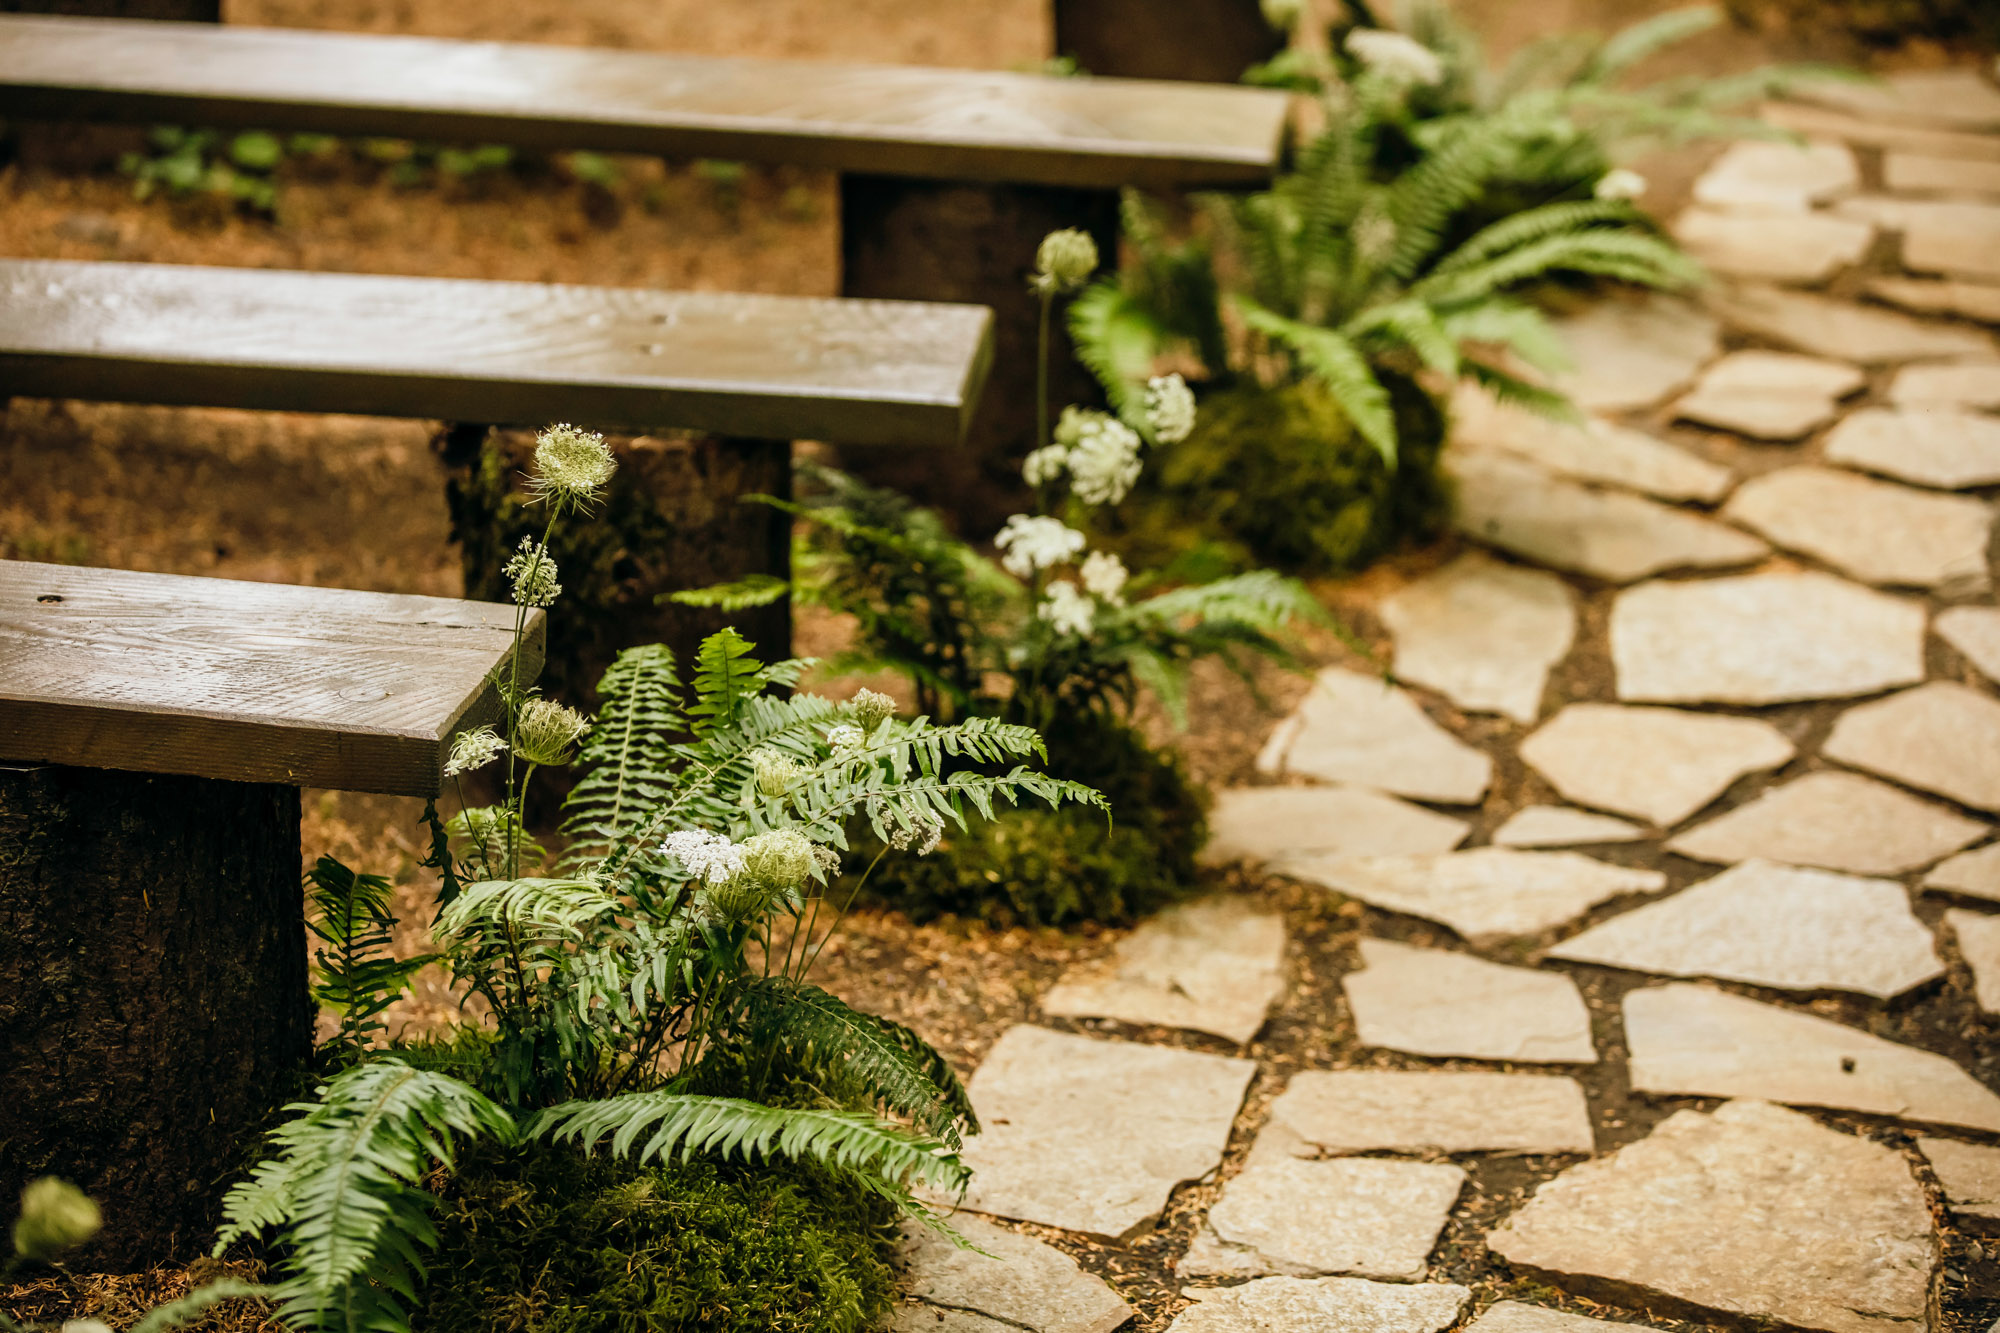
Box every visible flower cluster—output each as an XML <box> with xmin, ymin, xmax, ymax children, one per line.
<box><xmin>1032</xmin><ymin>228</ymin><xmax>1100</xmax><ymax>295</ymax></box>
<box><xmin>888</xmin><ymin>814</ymin><xmax>945</xmax><ymax>855</ymax></box>
<box><xmin>995</xmin><ymin>514</ymin><xmax>1087</xmax><ymax>578</ymax></box>
<box><xmin>504</xmin><ymin>536</ymin><xmax>561</xmax><ymax>608</ymax></box>
<box><xmin>1594</xmin><ymin>167</ymin><xmax>1647</xmax><ymax>201</ymax></box>
<box><xmin>1144</xmin><ymin>374</ymin><xmax>1197</xmax><ymax>445</ymax></box>
<box><xmin>850</xmin><ymin>687</ymin><xmax>897</xmax><ymax>733</ymax></box>
<box><xmin>444</xmin><ymin>725</ymin><xmax>507</xmax><ymax>777</ymax></box>
<box><xmin>1346</xmin><ymin>28</ymin><xmax>1444</xmax><ymax>87</ymax></box>
<box><xmin>750</xmin><ymin>747</ymin><xmax>805</xmax><ymax>798</ymax></box>
<box><xmin>1038</xmin><ymin>580</ymin><xmax>1097</xmax><ymax>638</ymax></box>
<box><xmin>1058</xmin><ymin>408</ymin><xmax>1144</xmax><ymax>505</ymax></box>
<box><xmin>824</xmin><ymin>723</ymin><xmax>867</xmax><ymax>753</ymax></box>
<box><xmin>529</xmin><ymin>423</ymin><xmax>616</xmax><ymax>510</ymax></box>
<box><xmin>661</xmin><ymin>829</ymin><xmax>749</xmax><ymax>884</ymax></box>
<box><xmin>514</xmin><ymin>698</ymin><xmax>589</xmax><ymax>767</ymax></box>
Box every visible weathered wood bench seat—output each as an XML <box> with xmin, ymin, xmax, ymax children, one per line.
<box><xmin>0</xmin><ymin>558</ymin><xmax>543</xmax><ymax>1268</ymax></box>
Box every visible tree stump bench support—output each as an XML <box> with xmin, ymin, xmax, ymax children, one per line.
<box><xmin>0</xmin><ymin>14</ymin><xmax>1289</xmax><ymax>531</ymax></box>
<box><xmin>0</xmin><ymin>559</ymin><xmax>544</xmax><ymax>1271</ymax></box>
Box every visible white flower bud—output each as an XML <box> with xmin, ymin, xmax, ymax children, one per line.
<box><xmin>750</xmin><ymin>748</ymin><xmax>805</xmax><ymax>798</ymax></box>
<box><xmin>513</xmin><ymin>698</ymin><xmax>589</xmax><ymax>767</ymax></box>
<box><xmin>1144</xmin><ymin>373</ymin><xmax>1197</xmax><ymax>444</ymax></box>
<box><xmin>13</xmin><ymin>1178</ymin><xmax>100</xmax><ymax>1262</ymax></box>
<box><xmin>1032</xmin><ymin>228</ymin><xmax>1100</xmax><ymax>295</ymax></box>
<box><xmin>444</xmin><ymin>725</ymin><xmax>506</xmax><ymax>777</ymax></box>
<box><xmin>1346</xmin><ymin>28</ymin><xmax>1444</xmax><ymax>86</ymax></box>
<box><xmin>1594</xmin><ymin>167</ymin><xmax>1648</xmax><ymax>201</ymax></box>
<box><xmin>850</xmin><ymin>688</ymin><xmax>897</xmax><ymax>734</ymax></box>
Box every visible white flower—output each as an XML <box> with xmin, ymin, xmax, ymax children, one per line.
<box><xmin>1022</xmin><ymin>444</ymin><xmax>1069</xmax><ymax>486</ymax></box>
<box><xmin>1039</xmin><ymin>580</ymin><xmax>1096</xmax><ymax>638</ymax></box>
<box><xmin>1032</xmin><ymin>228</ymin><xmax>1100</xmax><ymax>294</ymax></box>
<box><xmin>444</xmin><ymin>725</ymin><xmax>506</xmax><ymax>777</ymax></box>
<box><xmin>1144</xmin><ymin>373</ymin><xmax>1197</xmax><ymax>444</ymax></box>
<box><xmin>1079</xmin><ymin>550</ymin><xmax>1129</xmax><ymax>605</ymax></box>
<box><xmin>994</xmin><ymin>514</ymin><xmax>1087</xmax><ymax>578</ymax></box>
<box><xmin>850</xmin><ymin>687</ymin><xmax>897</xmax><ymax>733</ymax></box>
<box><xmin>1346</xmin><ymin>28</ymin><xmax>1444</xmax><ymax>86</ymax></box>
<box><xmin>825</xmin><ymin>723</ymin><xmax>866</xmax><ymax>753</ymax></box>
<box><xmin>1594</xmin><ymin>167</ymin><xmax>1648</xmax><ymax>201</ymax></box>
<box><xmin>503</xmin><ymin>536</ymin><xmax>561</xmax><ymax>608</ymax></box>
<box><xmin>528</xmin><ymin>423</ymin><xmax>616</xmax><ymax>510</ymax></box>
<box><xmin>514</xmin><ymin>698</ymin><xmax>589</xmax><ymax>767</ymax></box>
<box><xmin>660</xmin><ymin>829</ymin><xmax>748</xmax><ymax>884</ymax></box>
<box><xmin>889</xmin><ymin>814</ymin><xmax>945</xmax><ymax>855</ymax></box>
<box><xmin>1056</xmin><ymin>408</ymin><xmax>1143</xmax><ymax>506</ymax></box>
<box><xmin>749</xmin><ymin>747</ymin><xmax>804</xmax><ymax>798</ymax></box>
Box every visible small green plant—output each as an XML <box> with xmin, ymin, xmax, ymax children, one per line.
<box><xmin>118</xmin><ymin>126</ymin><xmax>309</xmax><ymax>214</ymax></box>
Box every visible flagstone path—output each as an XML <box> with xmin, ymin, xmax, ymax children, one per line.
<box><xmin>895</xmin><ymin>72</ymin><xmax>2000</xmax><ymax>1333</ymax></box>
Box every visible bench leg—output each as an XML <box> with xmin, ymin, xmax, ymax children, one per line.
<box><xmin>0</xmin><ymin>765</ymin><xmax>309</xmax><ymax>1271</ymax></box>
<box><xmin>838</xmin><ymin>176</ymin><xmax>1118</xmax><ymax>537</ymax></box>
<box><xmin>1053</xmin><ymin>0</ymin><xmax>1283</xmax><ymax>82</ymax></box>
<box><xmin>440</xmin><ymin>426</ymin><xmax>792</xmax><ymax>705</ymax></box>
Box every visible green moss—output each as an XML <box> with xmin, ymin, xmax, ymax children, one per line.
<box><xmin>419</xmin><ymin>1145</ymin><xmax>898</xmax><ymax>1333</ymax></box>
<box><xmin>860</xmin><ymin>711</ymin><xmax>1209</xmax><ymax>927</ymax></box>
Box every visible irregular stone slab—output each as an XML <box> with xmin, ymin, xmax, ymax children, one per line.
<box><xmin>1892</xmin><ymin>359</ymin><xmax>2000</xmax><ymax>410</ymax></box>
<box><xmin>1624</xmin><ymin>982</ymin><xmax>2000</xmax><ymax>1133</ymax></box>
<box><xmin>1826</xmin><ymin>407</ymin><xmax>2000</xmax><ymax>489</ymax></box>
<box><xmin>1667</xmin><ymin>771</ymin><xmax>1986</xmax><ymax>875</ymax></box>
<box><xmin>1520</xmin><ymin>703</ymin><xmax>1794</xmax><ymax>826</ymax></box>
<box><xmin>1040</xmin><ymin>896</ymin><xmax>1286</xmax><ymax>1045</ymax></box>
<box><xmin>1450</xmin><ymin>383</ymin><xmax>1733</xmax><ymax>502</ymax></box>
<box><xmin>896</xmin><ymin>1213</ymin><xmax>1134</xmax><ymax>1333</ymax></box>
<box><xmin>1260</xmin><ymin>666</ymin><xmax>1492</xmax><ymax>804</ymax></box>
<box><xmin>1672</xmin><ymin>349</ymin><xmax>1864</xmax><ymax>440</ymax></box>
<box><xmin>1826</xmin><ymin>680</ymin><xmax>2000</xmax><ymax>812</ymax></box>
<box><xmin>1180</xmin><ymin>1156</ymin><xmax>1464</xmax><ymax>1280</ymax></box>
<box><xmin>1203</xmin><ymin>786</ymin><xmax>1469</xmax><ymax>867</ymax></box>
<box><xmin>1710</xmin><ymin>284</ymin><xmax>1992</xmax><ymax>362</ymax></box>
<box><xmin>1168</xmin><ymin>1278</ymin><xmax>1469</xmax><ymax>1333</ymax></box>
<box><xmin>1465</xmin><ymin>1304</ymin><xmax>1647</xmax><ymax>1333</ymax></box>
<box><xmin>1279</xmin><ymin>848</ymin><xmax>1664</xmax><ymax>939</ymax></box>
<box><xmin>1549</xmin><ymin>295</ymin><xmax>1721</xmax><ymax>411</ymax></box>
<box><xmin>1887</xmin><ymin>153</ymin><xmax>2000</xmax><ymax>198</ymax></box>
<box><xmin>1549</xmin><ymin>859</ymin><xmax>1945</xmax><ymax>998</ymax></box>
<box><xmin>1919</xmin><ymin>1136</ymin><xmax>2000</xmax><ymax>1222</ymax></box>
<box><xmin>1693</xmin><ymin>138</ymin><xmax>1859</xmax><ymax>212</ymax></box>
<box><xmin>1940</xmin><ymin>606</ymin><xmax>2000</xmax><ymax>684</ymax></box>
<box><xmin>1721</xmin><ymin>465</ymin><xmax>1992</xmax><ymax>590</ymax></box>
<box><xmin>1673</xmin><ymin>206</ymin><xmax>1872</xmax><ymax>285</ymax></box>
<box><xmin>1486</xmin><ymin>1099</ymin><xmax>1935</xmax><ymax>1333</ymax></box>
<box><xmin>1611</xmin><ymin>571</ymin><xmax>1927</xmax><ymax>705</ymax></box>
<box><xmin>1839</xmin><ymin>196</ymin><xmax>2000</xmax><ymax>282</ymax></box>
<box><xmin>1492</xmin><ymin>805</ymin><xmax>1646</xmax><ymax>848</ymax></box>
<box><xmin>1343</xmin><ymin>938</ymin><xmax>1596</xmax><ymax>1063</ymax></box>
<box><xmin>1924</xmin><ymin>841</ymin><xmax>2000</xmax><ymax>902</ymax></box>
<box><xmin>1379</xmin><ymin>552</ymin><xmax>1575</xmax><ymax>723</ymax></box>
<box><xmin>1797</xmin><ymin>68</ymin><xmax>2000</xmax><ymax>133</ymax></box>
<box><xmin>1261</xmin><ymin>1069</ymin><xmax>1594</xmax><ymax>1156</ymax></box>
<box><xmin>1868</xmin><ymin>276</ymin><xmax>2000</xmax><ymax>324</ymax></box>
<box><xmin>1946</xmin><ymin>908</ymin><xmax>2000</xmax><ymax>1013</ymax></box>
<box><xmin>1452</xmin><ymin>451</ymin><xmax>1768</xmax><ymax>584</ymax></box>
<box><xmin>953</xmin><ymin>1026</ymin><xmax>1255</xmax><ymax>1238</ymax></box>
<box><xmin>1766</xmin><ymin>99</ymin><xmax>2000</xmax><ymax>162</ymax></box>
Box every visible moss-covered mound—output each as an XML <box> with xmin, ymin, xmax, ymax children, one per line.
<box><xmin>860</xmin><ymin>711</ymin><xmax>1209</xmax><ymax>927</ymax></box>
<box><xmin>419</xmin><ymin>1147</ymin><xmax>898</xmax><ymax>1333</ymax></box>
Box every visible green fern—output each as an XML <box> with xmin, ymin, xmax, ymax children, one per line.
<box><xmin>558</xmin><ymin>644</ymin><xmax>684</xmax><ymax>870</ymax></box>
<box><xmin>667</xmin><ymin>573</ymin><xmax>791</xmax><ymax>611</ymax></box>
<box><xmin>306</xmin><ymin>857</ymin><xmax>434</xmax><ymax>1058</ymax></box>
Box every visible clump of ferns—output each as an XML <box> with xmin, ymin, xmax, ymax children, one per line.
<box><xmin>218</xmin><ymin>426</ymin><xmax>1103</xmax><ymax>1333</ymax></box>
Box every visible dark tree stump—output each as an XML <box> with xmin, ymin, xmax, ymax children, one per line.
<box><xmin>1053</xmin><ymin>0</ymin><xmax>1282</xmax><ymax>83</ymax></box>
<box><xmin>839</xmin><ymin>176</ymin><xmax>1118</xmax><ymax>537</ymax></box>
<box><xmin>0</xmin><ymin>0</ymin><xmax>218</xmax><ymax>17</ymax></box>
<box><xmin>0</xmin><ymin>765</ymin><xmax>309</xmax><ymax>1272</ymax></box>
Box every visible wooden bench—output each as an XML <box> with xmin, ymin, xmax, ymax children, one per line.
<box><xmin>0</xmin><ymin>558</ymin><xmax>542</xmax><ymax>1268</ymax></box>
<box><xmin>0</xmin><ymin>13</ymin><xmax>1290</xmax><ymax>529</ymax></box>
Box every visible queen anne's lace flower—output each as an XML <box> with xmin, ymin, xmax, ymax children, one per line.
<box><xmin>1057</xmin><ymin>409</ymin><xmax>1143</xmax><ymax>506</ymax></box>
<box><xmin>444</xmin><ymin>725</ymin><xmax>506</xmax><ymax>777</ymax></box>
<box><xmin>995</xmin><ymin>514</ymin><xmax>1087</xmax><ymax>577</ymax></box>
<box><xmin>850</xmin><ymin>687</ymin><xmax>897</xmax><ymax>733</ymax></box>
<box><xmin>1039</xmin><ymin>580</ymin><xmax>1096</xmax><ymax>638</ymax></box>
<box><xmin>1144</xmin><ymin>374</ymin><xmax>1197</xmax><ymax>444</ymax></box>
<box><xmin>825</xmin><ymin>723</ymin><xmax>866</xmax><ymax>753</ymax></box>
<box><xmin>740</xmin><ymin>829</ymin><xmax>818</xmax><ymax>890</ymax></box>
<box><xmin>750</xmin><ymin>747</ymin><xmax>805</xmax><ymax>798</ymax></box>
<box><xmin>1032</xmin><ymin>228</ymin><xmax>1100</xmax><ymax>294</ymax></box>
<box><xmin>1022</xmin><ymin>445</ymin><xmax>1070</xmax><ymax>486</ymax></box>
<box><xmin>504</xmin><ymin>536</ymin><xmax>561</xmax><ymax>608</ymax></box>
<box><xmin>1346</xmin><ymin>28</ymin><xmax>1444</xmax><ymax>86</ymax></box>
<box><xmin>514</xmin><ymin>698</ymin><xmax>590</xmax><ymax>766</ymax></box>
<box><xmin>1080</xmin><ymin>550</ymin><xmax>1129</xmax><ymax>605</ymax></box>
<box><xmin>1594</xmin><ymin>167</ymin><xmax>1648</xmax><ymax>201</ymax></box>
<box><xmin>661</xmin><ymin>829</ymin><xmax>749</xmax><ymax>884</ymax></box>
<box><xmin>529</xmin><ymin>423</ymin><xmax>616</xmax><ymax>509</ymax></box>
<box><xmin>889</xmin><ymin>814</ymin><xmax>945</xmax><ymax>855</ymax></box>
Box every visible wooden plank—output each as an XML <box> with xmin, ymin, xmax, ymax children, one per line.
<box><xmin>0</xmin><ymin>15</ymin><xmax>1289</xmax><ymax>190</ymax></box>
<box><xmin>0</xmin><ymin>560</ymin><xmax>545</xmax><ymax>795</ymax></box>
<box><xmin>0</xmin><ymin>258</ymin><xmax>993</xmax><ymax>447</ymax></box>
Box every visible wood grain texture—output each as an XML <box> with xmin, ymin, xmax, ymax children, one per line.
<box><xmin>0</xmin><ymin>15</ymin><xmax>1290</xmax><ymax>189</ymax></box>
<box><xmin>0</xmin><ymin>559</ymin><xmax>544</xmax><ymax>794</ymax></box>
<box><xmin>0</xmin><ymin>258</ymin><xmax>994</xmax><ymax>447</ymax></box>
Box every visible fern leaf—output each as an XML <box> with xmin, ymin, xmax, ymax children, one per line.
<box><xmin>131</xmin><ymin>1281</ymin><xmax>275</xmax><ymax>1333</ymax></box>
<box><xmin>1069</xmin><ymin>280</ymin><xmax>1169</xmax><ymax>419</ymax></box>
<box><xmin>305</xmin><ymin>858</ymin><xmax>431</xmax><ymax>1054</ymax></box>
<box><xmin>690</xmin><ymin>627</ymin><xmax>763</xmax><ymax>737</ymax></box>
<box><xmin>1439</xmin><ymin>297</ymin><xmax>1572</xmax><ymax>375</ymax></box>
<box><xmin>1580</xmin><ymin>5</ymin><xmax>1720</xmax><ymax>84</ymax></box>
<box><xmin>558</xmin><ymin>644</ymin><xmax>684</xmax><ymax>870</ymax></box>
<box><xmin>667</xmin><ymin>574</ymin><xmax>791</xmax><ymax>611</ymax></box>
<box><xmin>1463</xmin><ymin>358</ymin><xmax>1583</xmax><ymax>423</ymax></box>
<box><xmin>433</xmin><ymin>877</ymin><xmax>619</xmax><ymax>953</ymax></box>
<box><xmin>1237</xmin><ymin>297</ymin><xmax>1398</xmax><ymax>465</ymax></box>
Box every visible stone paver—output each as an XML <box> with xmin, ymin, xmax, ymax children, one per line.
<box><xmin>1692</xmin><ymin>138</ymin><xmax>1859</xmax><ymax>212</ymax></box>
<box><xmin>1666</xmin><ymin>770</ymin><xmax>1986</xmax><ymax>875</ymax></box>
<box><xmin>1279</xmin><ymin>848</ymin><xmax>1663</xmax><ymax>940</ymax></box>
<box><xmin>1825</xmin><ymin>407</ymin><xmax>2000</xmax><ymax>489</ymax></box>
<box><xmin>1258</xmin><ymin>666</ymin><xmax>1491</xmax><ymax>804</ymax></box>
<box><xmin>1869</xmin><ymin>275</ymin><xmax>2000</xmax><ymax>324</ymax></box>
<box><xmin>1491</xmin><ymin>806</ymin><xmax>1645</xmax><ymax>847</ymax></box>
<box><xmin>1945</xmin><ymin>908</ymin><xmax>2000</xmax><ymax>1013</ymax></box>
<box><xmin>1709</xmin><ymin>284</ymin><xmax>1993</xmax><ymax>362</ymax></box>
<box><xmin>1886</xmin><ymin>152</ymin><xmax>2000</xmax><ymax>197</ymax></box>
<box><xmin>1379</xmin><ymin>552</ymin><xmax>1575</xmax><ymax>723</ymax></box>
<box><xmin>1624</xmin><ymin>983</ymin><xmax>2000</xmax><ymax>1133</ymax></box>
<box><xmin>1797</xmin><ymin>68</ymin><xmax>2000</xmax><ymax>133</ymax></box>
<box><xmin>1203</xmin><ymin>786</ymin><xmax>1469</xmax><ymax>867</ymax></box>
<box><xmin>1343</xmin><ymin>939</ymin><xmax>1596</xmax><ymax>1064</ymax></box>
<box><xmin>1766</xmin><ymin>98</ymin><xmax>2000</xmax><ymax>162</ymax></box>
<box><xmin>1519</xmin><ymin>703</ymin><xmax>1794</xmax><ymax>826</ymax></box>
<box><xmin>1721</xmin><ymin>465</ymin><xmax>1992</xmax><ymax>590</ymax></box>
<box><xmin>1610</xmin><ymin>571</ymin><xmax>1927</xmax><ymax>705</ymax></box>
<box><xmin>895</xmin><ymin>1214</ymin><xmax>1133</xmax><ymax>1333</ymax></box>
<box><xmin>1549</xmin><ymin>859</ymin><xmax>1945</xmax><ymax>999</ymax></box>
<box><xmin>1838</xmin><ymin>197</ymin><xmax>2000</xmax><ymax>282</ymax></box>
<box><xmin>1450</xmin><ymin>384</ymin><xmax>1732</xmax><ymax>502</ymax></box>
<box><xmin>1180</xmin><ymin>1156</ymin><xmax>1464</xmax><ymax>1280</ymax></box>
<box><xmin>1168</xmin><ymin>1279</ymin><xmax>1469</xmax><ymax>1333</ymax></box>
<box><xmin>1826</xmin><ymin>680</ymin><xmax>2000</xmax><ymax>812</ymax></box>
<box><xmin>1940</xmin><ymin>606</ymin><xmax>2000</xmax><ymax>684</ymax></box>
<box><xmin>1892</xmin><ymin>359</ymin><xmax>2000</xmax><ymax>410</ymax></box>
<box><xmin>1672</xmin><ymin>349</ymin><xmax>1864</xmax><ymax>439</ymax></box>
<box><xmin>1486</xmin><ymin>1099</ymin><xmax>1934</xmax><ymax>1333</ymax></box>
<box><xmin>1040</xmin><ymin>896</ymin><xmax>1286</xmax><ymax>1045</ymax></box>
<box><xmin>1924</xmin><ymin>841</ymin><xmax>2000</xmax><ymax>903</ymax></box>
<box><xmin>1672</xmin><ymin>206</ymin><xmax>1872</xmax><ymax>285</ymax></box>
<box><xmin>1920</xmin><ymin>1136</ymin><xmax>2000</xmax><ymax>1223</ymax></box>
<box><xmin>1452</xmin><ymin>451</ymin><xmax>1768</xmax><ymax>584</ymax></box>
<box><xmin>1261</xmin><ymin>1069</ymin><xmax>1595</xmax><ymax>1156</ymax></box>
<box><xmin>1549</xmin><ymin>295</ymin><xmax>1720</xmax><ymax>411</ymax></box>
<box><xmin>1465</xmin><ymin>1304</ymin><xmax>1648</xmax><ymax>1333</ymax></box>
<box><xmin>953</xmin><ymin>1026</ymin><xmax>1254</xmax><ymax>1238</ymax></box>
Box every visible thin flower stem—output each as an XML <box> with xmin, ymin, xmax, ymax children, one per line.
<box><xmin>798</xmin><ymin>844</ymin><xmax>889</xmax><ymax>983</ymax></box>
<box><xmin>1036</xmin><ymin>289</ymin><xmax>1053</xmax><ymax>455</ymax></box>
